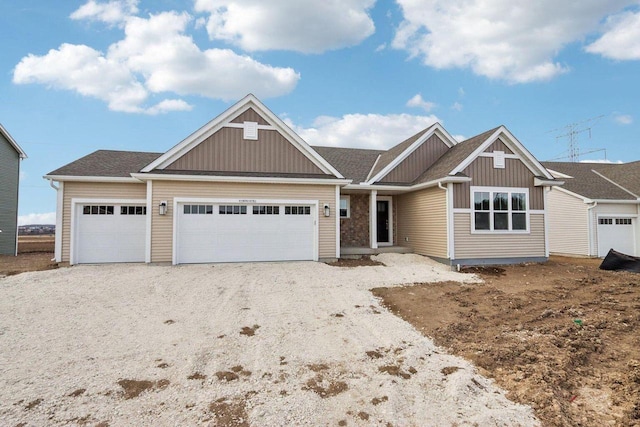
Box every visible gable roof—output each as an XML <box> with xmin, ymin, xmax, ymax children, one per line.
<box><xmin>0</xmin><ymin>123</ymin><xmax>27</xmax><ymax>159</ymax></box>
<box><xmin>46</xmin><ymin>150</ymin><xmax>162</xmax><ymax>178</ymax></box>
<box><xmin>141</xmin><ymin>94</ymin><xmax>343</xmax><ymax>179</ymax></box>
<box><xmin>542</xmin><ymin>161</ymin><xmax>639</xmax><ymax>201</ymax></box>
<box><xmin>312</xmin><ymin>146</ymin><xmax>383</xmax><ymax>184</ymax></box>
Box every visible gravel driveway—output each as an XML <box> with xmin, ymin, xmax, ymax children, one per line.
<box><xmin>0</xmin><ymin>254</ymin><xmax>538</xmax><ymax>426</ymax></box>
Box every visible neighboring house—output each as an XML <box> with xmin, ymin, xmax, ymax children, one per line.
<box><xmin>542</xmin><ymin>161</ymin><xmax>640</xmax><ymax>257</ymax></box>
<box><xmin>44</xmin><ymin>94</ymin><xmax>561</xmax><ymax>266</ymax></box>
<box><xmin>0</xmin><ymin>124</ymin><xmax>27</xmax><ymax>255</ymax></box>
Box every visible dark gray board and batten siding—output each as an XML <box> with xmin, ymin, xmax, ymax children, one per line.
<box><xmin>0</xmin><ymin>133</ymin><xmax>20</xmax><ymax>255</ymax></box>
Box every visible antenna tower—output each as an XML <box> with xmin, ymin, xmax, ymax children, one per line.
<box><xmin>549</xmin><ymin>115</ymin><xmax>605</xmax><ymax>162</ymax></box>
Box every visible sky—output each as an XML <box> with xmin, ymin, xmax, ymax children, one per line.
<box><xmin>2</xmin><ymin>0</ymin><xmax>639</xmax><ymax>225</ymax></box>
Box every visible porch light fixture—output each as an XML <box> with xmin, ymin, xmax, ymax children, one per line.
<box><xmin>323</xmin><ymin>203</ymin><xmax>330</xmax><ymax>217</ymax></box>
<box><xmin>159</xmin><ymin>201</ymin><xmax>168</xmax><ymax>215</ymax></box>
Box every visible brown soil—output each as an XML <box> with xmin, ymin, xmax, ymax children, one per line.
<box><xmin>209</xmin><ymin>397</ymin><xmax>249</xmax><ymax>427</ymax></box>
<box><xmin>302</xmin><ymin>374</ymin><xmax>349</xmax><ymax>398</ymax></box>
<box><xmin>372</xmin><ymin>256</ymin><xmax>640</xmax><ymax>427</ymax></box>
<box><xmin>327</xmin><ymin>256</ymin><xmax>385</xmax><ymax>267</ymax></box>
<box><xmin>239</xmin><ymin>325</ymin><xmax>260</xmax><ymax>336</ymax></box>
<box><xmin>117</xmin><ymin>379</ymin><xmax>169</xmax><ymax>399</ymax></box>
<box><xmin>0</xmin><ymin>236</ymin><xmax>57</xmax><ymax>276</ymax></box>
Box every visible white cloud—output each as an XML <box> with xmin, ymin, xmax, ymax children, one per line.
<box><xmin>375</xmin><ymin>43</ymin><xmax>387</xmax><ymax>52</ymax></box>
<box><xmin>452</xmin><ymin>134</ymin><xmax>466</xmax><ymax>142</ymax></box>
<box><xmin>613</xmin><ymin>113</ymin><xmax>633</xmax><ymax>125</ymax></box>
<box><xmin>392</xmin><ymin>0</ymin><xmax>635</xmax><ymax>83</ymax></box>
<box><xmin>586</xmin><ymin>10</ymin><xmax>640</xmax><ymax>60</ymax></box>
<box><xmin>70</xmin><ymin>0</ymin><xmax>139</xmax><ymax>25</ymax></box>
<box><xmin>451</xmin><ymin>102</ymin><xmax>463</xmax><ymax>111</ymax></box>
<box><xmin>579</xmin><ymin>159</ymin><xmax>623</xmax><ymax>164</ymax></box>
<box><xmin>458</xmin><ymin>87</ymin><xmax>465</xmax><ymax>97</ymax></box>
<box><xmin>13</xmin><ymin>10</ymin><xmax>300</xmax><ymax>113</ymax></box>
<box><xmin>194</xmin><ymin>0</ymin><xmax>375</xmax><ymax>53</ymax></box>
<box><xmin>285</xmin><ymin>113</ymin><xmax>440</xmax><ymax>149</ymax></box>
<box><xmin>18</xmin><ymin>212</ymin><xmax>56</xmax><ymax>226</ymax></box>
<box><xmin>406</xmin><ymin>93</ymin><xmax>436</xmax><ymax>112</ymax></box>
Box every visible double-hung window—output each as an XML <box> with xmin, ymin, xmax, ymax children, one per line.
<box><xmin>472</xmin><ymin>187</ymin><xmax>528</xmax><ymax>232</ymax></box>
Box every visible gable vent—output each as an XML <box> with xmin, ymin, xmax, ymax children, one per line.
<box><xmin>493</xmin><ymin>151</ymin><xmax>505</xmax><ymax>169</ymax></box>
<box><xmin>243</xmin><ymin>121</ymin><xmax>258</xmax><ymax>140</ymax></box>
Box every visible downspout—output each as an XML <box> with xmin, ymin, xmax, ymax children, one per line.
<box><xmin>587</xmin><ymin>201</ymin><xmax>598</xmax><ymax>257</ymax></box>
<box><xmin>48</xmin><ymin>179</ymin><xmax>62</xmax><ymax>262</ymax></box>
<box><xmin>438</xmin><ymin>182</ymin><xmax>454</xmax><ymax>268</ymax></box>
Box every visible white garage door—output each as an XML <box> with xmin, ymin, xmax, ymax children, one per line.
<box><xmin>176</xmin><ymin>202</ymin><xmax>316</xmax><ymax>263</ymax></box>
<box><xmin>597</xmin><ymin>217</ymin><xmax>635</xmax><ymax>257</ymax></box>
<box><xmin>75</xmin><ymin>203</ymin><xmax>146</xmax><ymax>264</ymax></box>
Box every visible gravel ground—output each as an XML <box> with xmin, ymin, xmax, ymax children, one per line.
<box><xmin>0</xmin><ymin>254</ymin><xmax>539</xmax><ymax>426</ymax></box>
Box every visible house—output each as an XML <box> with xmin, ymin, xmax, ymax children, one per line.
<box><xmin>541</xmin><ymin>161</ymin><xmax>640</xmax><ymax>257</ymax></box>
<box><xmin>44</xmin><ymin>94</ymin><xmax>561</xmax><ymax>266</ymax></box>
<box><xmin>0</xmin><ymin>124</ymin><xmax>27</xmax><ymax>255</ymax></box>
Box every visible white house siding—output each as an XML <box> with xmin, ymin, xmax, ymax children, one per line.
<box><xmin>396</xmin><ymin>187</ymin><xmax>448</xmax><ymax>259</ymax></box>
<box><xmin>547</xmin><ymin>189</ymin><xmax>590</xmax><ymax>256</ymax></box>
<box><xmin>150</xmin><ymin>180</ymin><xmax>337</xmax><ymax>263</ymax></box>
<box><xmin>61</xmin><ymin>182</ymin><xmax>147</xmax><ymax>262</ymax></box>
<box><xmin>453</xmin><ymin>213</ymin><xmax>546</xmax><ymax>260</ymax></box>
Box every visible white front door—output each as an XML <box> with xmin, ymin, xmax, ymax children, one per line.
<box><xmin>597</xmin><ymin>217</ymin><xmax>635</xmax><ymax>257</ymax></box>
<box><xmin>176</xmin><ymin>202</ymin><xmax>316</xmax><ymax>264</ymax></box>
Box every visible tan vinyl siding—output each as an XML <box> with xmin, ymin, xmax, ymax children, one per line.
<box><xmin>151</xmin><ymin>181</ymin><xmax>336</xmax><ymax>262</ymax></box>
<box><xmin>380</xmin><ymin>134</ymin><xmax>449</xmax><ymax>183</ymax></box>
<box><xmin>484</xmin><ymin>138</ymin><xmax>514</xmax><ymax>154</ymax></box>
<box><xmin>453</xmin><ymin>157</ymin><xmax>543</xmax><ymax>210</ymax></box>
<box><xmin>547</xmin><ymin>189</ymin><xmax>589</xmax><ymax>256</ymax></box>
<box><xmin>454</xmin><ymin>213</ymin><xmax>545</xmax><ymax>259</ymax></box>
<box><xmin>230</xmin><ymin>107</ymin><xmax>269</xmax><ymax>125</ymax></box>
<box><xmin>61</xmin><ymin>182</ymin><xmax>147</xmax><ymax>262</ymax></box>
<box><xmin>396</xmin><ymin>187</ymin><xmax>447</xmax><ymax>259</ymax></box>
<box><xmin>166</xmin><ymin>127</ymin><xmax>324</xmax><ymax>174</ymax></box>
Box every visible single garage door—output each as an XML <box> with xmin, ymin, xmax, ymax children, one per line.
<box><xmin>597</xmin><ymin>217</ymin><xmax>635</xmax><ymax>257</ymax></box>
<box><xmin>176</xmin><ymin>202</ymin><xmax>316</xmax><ymax>263</ymax></box>
<box><xmin>75</xmin><ymin>203</ymin><xmax>146</xmax><ymax>264</ymax></box>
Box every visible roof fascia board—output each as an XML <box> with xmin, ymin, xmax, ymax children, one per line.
<box><xmin>450</xmin><ymin>126</ymin><xmax>555</xmax><ymax>180</ymax></box>
<box><xmin>366</xmin><ymin>123</ymin><xmax>457</xmax><ymax>184</ymax></box>
<box><xmin>351</xmin><ymin>175</ymin><xmax>471</xmax><ymax>192</ymax></box>
<box><xmin>364</xmin><ymin>154</ymin><xmax>381</xmax><ymax>182</ymax></box>
<box><xmin>534</xmin><ymin>177</ymin><xmax>564</xmax><ymax>186</ymax></box>
<box><xmin>0</xmin><ymin>123</ymin><xmax>27</xmax><ymax>159</ymax></box>
<box><xmin>141</xmin><ymin>94</ymin><xmax>344</xmax><ymax>178</ymax></box>
<box><xmin>131</xmin><ymin>172</ymin><xmax>351</xmax><ymax>186</ymax></box>
<box><xmin>43</xmin><ymin>175</ymin><xmax>141</xmax><ymax>183</ymax></box>
<box><xmin>590</xmin><ymin>169</ymin><xmax>639</xmax><ymax>198</ymax></box>
<box><xmin>545</xmin><ymin>168</ymin><xmax>573</xmax><ymax>179</ymax></box>
<box><xmin>591</xmin><ymin>199</ymin><xmax>640</xmax><ymax>204</ymax></box>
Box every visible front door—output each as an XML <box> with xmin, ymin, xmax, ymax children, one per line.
<box><xmin>377</xmin><ymin>200</ymin><xmax>390</xmax><ymax>244</ymax></box>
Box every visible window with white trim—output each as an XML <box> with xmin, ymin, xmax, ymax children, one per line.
<box><xmin>616</xmin><ymin>218</ymin><xmax>632</xmax><ymax>225</ymax></box>
<box><xmin>253</xmin><ymin>205</ymin><xmax>280</xmax><ymax>215</ymax></box>
<box><xmin>83</xmin><ymin>205</ymin><xmax>114</xmax><ymax>215</ymax></box>
<box><xmin>472</xmin><ymin>188</ymin><xmax>528</xmax><ymax>232</ymax></box>
<box><xmin>285</xmin><ymin>206</ymin><xmax>311</xmax><ymax>215</ymax></box>
<box><xmin>219</xmin><ymin>205</ymin><xmax>247</xmax><ymax>215</ymax></box>
<box><xmin>340</xmin><ymin>196</ymin><xmax>350</xmax><ymax>218</ymax></box>
<box><xmin>121</xmin><ymin>206</ymin><xmax>147</xmax><ymax>215</ymax></box>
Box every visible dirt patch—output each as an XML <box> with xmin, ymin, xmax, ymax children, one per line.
<box><xmin>187</xmin><ymin>372</ymin><xmax>206</xmax><ymax>380</ymax></box>
<box><xmin>302</xmin><ymin>374</ymin><xmax>349</xmax><ymax>398</ymax></box>
<box><xmin>239</xmin><ymin>325</ymin><xmax>260</xmax><ymax>336</ymax></box>
<box><xmin>68</xmin><ymin>388</ymin><xmax>86</xmax><ymax>397</ymax></box>
<box><xmin>17</xmin><ymin>235</ymin><xmax>55</xmax><ymax>254</ymax></box>
<box><xmin>441</xmin><ymin>366</ymin><xmax>461</xmax><ymax>376</ymax></box>
<box><xmin>373</xmin><ymin>256</ymin><xmax>640</xmax><ymax>426</ymax></box>
<box><xmin>0</xmin><ymin>252</ymin><xmax>58</xmax><ymax>276</ymax></box>
<box><xmin>378</xmin><ymin>365</ymin><xmax>413</xmax><ymax>380</ymax></box>
<box><xmin>215</xmin><ymin>371</ymin><xmax>239</xmax><ymax>382</ymax></box>
<box><xmin>25</xmin><ymin>398</ymin><xmax>43</xmax><ymax>410</ymax></box>
<box><xmin>371</xmin><ymin>396</ymin><xmax>388</xmax><ymax>405</ymax></box>
<box><xmin>209</xmin><ymin>397</ymin><xmax>249</xmax><ymax>427</ymax></box>
<box><xmin>117</xmin><ymin>379</ymin><xmax>169</xmax><ymax>399</ymax></box>
<box><xmin>327</xmin><ymin>256</ymin><xmax>385</xmax><ymax>267</ymax></box>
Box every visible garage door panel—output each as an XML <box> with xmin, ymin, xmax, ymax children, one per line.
<box><xmin>597</xmin><ymin>217</ymin><xmax>635</xmax><ymax>257</ymax></box>
<box><xmin>75</xmin><ymin>204</ymin><xmax>146</xmax><ymax>264</ymax></box>
<box><xmin>176</xmin><ymin>202</ymin><xmax>315</xmax><ymax>263</ymax></box>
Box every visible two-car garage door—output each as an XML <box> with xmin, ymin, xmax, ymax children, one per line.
<box><xmin>175</xmin><ymin>202</ymin><xmax>316</xmax><ymax>263</ymax></box>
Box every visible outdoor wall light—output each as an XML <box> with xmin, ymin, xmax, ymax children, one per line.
<box><xmin>159</xmin><ymin>201</ymin><xmax>168</xmax><ymax>215</ymax></box>
<box><xmin>324</xmin><ymin>203</ymin><xmax>330</xmax><ymax>217</ymax></box>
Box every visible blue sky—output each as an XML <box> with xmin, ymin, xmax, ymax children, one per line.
<box><xmin>2</xmin><ymin>0</ymin><xmax>639</xmax><ymax>224</ymax></box>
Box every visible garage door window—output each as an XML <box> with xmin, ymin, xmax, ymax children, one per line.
<box><xmin>219</xmin><ymin>205</ymin><xmax>247</xmax><ymax>215</ymax></box>
<box><xmin>253</xmin><ymin>205</ymin><xmax>280</xmax><ymax>215</ymax></box>
<box><xmin>599</xmin><ymin>218</ymin><xmax>613</xmax><ymax>225</ymax></box>
<box><xmin>121</xmin><ymin>206</ymin><xmax>147</xmax><ymax>215</ymax></box>
<box><xmin>83</xmin><ymin>205</ymin><xmax>114</xmax><ymax>215</ymax></box>
<box><xmin>285</xmin><ymin>206</ymin><xmax>311</xmax><ymax>215</ymax></box>
<box><xmin>616</xmin><ymin>218</ymin><xmax>632</xmax><ymax>225</ymax></box>
<box><xmin>184</xmin><ymin>205</ymin><xmax>214</xmax><ymax>214</ymax></box>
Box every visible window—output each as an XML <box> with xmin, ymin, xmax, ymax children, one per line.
<box><xmin>472</xmin><ymin>188</ymin><xmax>528</xmax><ymax>232</ymax></box>
<box><xmin>83</xmin><ymin>205</ymin><xmax>114</xmax><ymax>215</ymax></box>
<box><xmin>340</xmin><ymin>196</ymin><xmax>350</xmax><ymax>218</ymax></box>
<box><xmin>120</xmin><ymin>206</ymin><xmax>147</xmax><ymax>215</ymax></box>
<box><xmin>183</xmin><ymin>204</ymin><xmax>214</xmax><ymax>215</ymax></box>
<box><xmin>615</xmin><ymin>218</ymin><xmax>632</xmax><ymax>225</ymax></box>
<box><xmin>219</xmin><ymin>205</ymin><xmax>247</xmax><ymax>215</ymax></box>
<box><xmin>253</xmin><ymin>205</ymin><xmax>280</xmax><ymax>215</ymax></box>
<box><xmin>285</xmin><ymin>206</ymin><xmax>311</xmax><ymax>215</ymax></box>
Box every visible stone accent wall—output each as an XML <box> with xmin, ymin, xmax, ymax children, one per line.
<box><xmin>340</xmin><ymin>193</ymin><xmax>369</xmax><ymax>247</ymax></box>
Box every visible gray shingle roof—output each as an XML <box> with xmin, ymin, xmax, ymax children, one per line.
<box><xmin>412</xmin><ymin>127</ymin><xmax>500</xmax><ymax>185</ymax></box>
<box><xmin>47</xmin><ymin>150</ymin><xmax>162</xmax><ymax>177</ymax></box>
<box><xmin>312</xmin><ymin>146</ymin><xmax>383</xmax><ymax>183</ymax></box>
<box><xmin>541</xmin><ymin>161</ymin><xmax>637</xmax><ymax>200</ymax></box>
